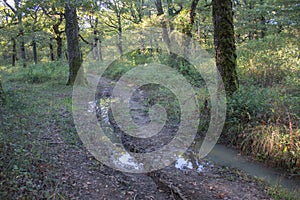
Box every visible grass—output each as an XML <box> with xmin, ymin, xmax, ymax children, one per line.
<box><xmin>0</xmin><ymin>30</ymin><xmax>299</xmax><ymax>198</ymax></box>
<box><xmin>0</xmin><ymin>62</ymin><xmax>73</xmax><ymax>199</ymax></box>
<box><xmin>223</xmin><ymin>32</ymin><xmax>300</xmax><ymax>175</ymax></box>
<box><xmin>265</xmin><ymin>183</ymin><xmax>300</xmax><ymax>200</ymax></box>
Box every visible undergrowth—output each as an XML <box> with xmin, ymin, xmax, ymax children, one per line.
<box><xmin>0</xmin><ymin>31</ymin><xmax>299</xmax><ymax>198</ymax></box>
<box><xmin>0</xmin><ymin>61</ymin><xmax>72</xmax><ymax>198</ymax></box>
<box><xmin>224</xmin><ymin>32</ymin><xmax>300</xmax><ymax>174</ymax></box>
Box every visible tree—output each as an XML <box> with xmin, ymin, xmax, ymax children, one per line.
<box><xmin>212</xmin><ymin>0</ymin><xmax>239</xmax><ymax>95</ymax></box>
<box><xmin>155</xmin><ymin>0</ymin><xmax>171</xmax><ymax>51</ymax></box>
<box><xmin>49</xmin><ymin>37</ymin><xmax>54</xmax><ymax>61</ymax></box>
<box><xmin>106</xmin><ymin>0</ymin><xmax>124</xmax><ymax>55</ymax></box>
<box><xmin>4</xmin><ymin>0</ymin><xmax>27</xmax><ymax>67</ymax></box>
<box><xmin>0</xmin><ymin>78</ymin><xmax>5</xmax><ymax>104</ymax></box>
<box><xmin>65</xmin><ymin>3</ymin><xmax>85</xmax><ymax>85</ymax></box>
<box><xmin>80</xmin><ymin>2</ymin><xmax>103</xmax><ymax>61</ymax></box>
<box><xmin>188</xmin><ymin>0</ymin><xmax>199</xmax><ymax>32</ymax></box>
<box><xmin>25</xmin><ymin>4</ymin><xmax>41</xmax><ymax>65</ymax></box>
<box><xmin>41</xmin><ymin>4</ymin><xmax>65</xmax><ymax>60</ymax></box>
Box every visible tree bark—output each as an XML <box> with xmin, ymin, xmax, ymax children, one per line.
<box><xmin>4</xmin><ymin>0</ymin><xmax>24</xmax><ymax>66</ymax></box>
<box><xmin>155</xmin><ymin>0</ymin><xmax>170</xmax><ymax>52</ymax></box>
<box><xmin>32</xmin><ymin>37</ymin><xmax>38</xmax><ymax>65</ymax></box>
<box><xmin>99</xmin><ymin>40</ymin><xmax>103</xmax><ymax>61</ymax></box>
<box><xmin>182</xmin><ymin>0</ymin><xmax>199</xmax><ymax>54</ymax></box>
<box><xmin>93</xmin><ymin>18</ymin><xmax>100</xmax><ymax>61</ymax></box>
<box><xmin>155</xmin><ymin>0</ymin><xmax>164</xmax><ymax>15</ymax></box>
<box><xmin>20</xmin><ymin>31</ymin><xmax>26</xmax><ymax>67</ymax></box>
<box><xmin>0</xmin><ymin>78</ymin><xmax>5</xmax><ymax>104</ymax></box>
<box><xmin>15</xmin><ymin>0</ymin><xmax>26</xmax><ymax>67</ymax></box>
<box><xmin>167</xmin><ymin>0</ymin><xmax>173</xmax><ymax>16</ymax></box>
<box><xmin>260</xmin><ymin>0</ymin><xmax>266</xmax><ymax>39</ymax></box>
<box><xmin>212</xmin><ymin>0</ymin><xmax>239</xmax><ymax>95</ymax></box>
<box><xmin>12</xmin><ymin>37</ymin><xmax>16</xmax><ymax>66</ymax></box>
<box><xmin>52</xmin><ymin>16</ymin><xmax>64</xmax><ymax>60</ymax></box>
<box><xmin>137</xmin><ymin>0</ymin><xmax>144</xmax><ymax>22</ymax></box>
<box><xmin>17</xmin><ymin>15</ymin><xmax>26</xmax><ymax>67</ymax></box>
<box><xmin>65</xmin><ymin>4</ymin><xmax>85</xmax><ymax>86</ymax></box>
<box><xmin>49</xmin><ymin>37</ymin><xmax>55</xmax><ymax>61</ymax></box>
<box><xmin>117</xmin><ymin>14</ymin><xmax>123</xmax><ymax>55</ymax></box>
<box><xmin>56</xmin><ymin>36</ymin><xmax>63</xmax><ymax>59</ymax></box>
<box><xmin>189</xmin><ymin>0</ymin><xmax>199</xmax><ymax>26</ymax></box>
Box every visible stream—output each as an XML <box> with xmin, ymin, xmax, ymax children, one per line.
<box><xmin>87</xmin><ymin>76</ymin><xmax>300</xmax><ymax>194</ymax></box>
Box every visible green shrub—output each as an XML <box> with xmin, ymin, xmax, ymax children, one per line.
<box><xmin>224</xmin><ymin>86</ymin><xmax>300</xmax><ymax>174</ymax></box>
<box><xmin>237</xmin><ymin>33</ymin><xmax>300</xmax><ymax>87</ymax></box>
<box><xmin>6</xmin><ymin>61</ymin><xmax>68</xmax><ymax>84</ymax></box>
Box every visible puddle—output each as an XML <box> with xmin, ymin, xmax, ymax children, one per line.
<box><xmin>88</xmin><ymin>83</ymin><xmax>299</xmax><ymax>192</ymax></box>
<box><xmin>88</xmin><ymin>97</ymin><xmax>145</xmax><ymax>171</ymax></box>
<box><xmin>175</xmin><ymin>156</ymin><xmax>205</xmax><ymax>172</ymax></box>
<box><xmin>88</xmin><ymin>98</ymin><xmax>113</xmax><ymax>125</ymax></box>
<box><xmin>174</xmin><ymin>142</ymin><xmax>300</xmax><ymax>192</ymax></box>
<box><xmin>115</xmin><ymin>152</ymin><xmax>144</xmax><ymax>170</ymax></box>
<box><xmin>88</xmin><ymin>101</ymin><xmax>98</xmax><ymax>113</ymax></box>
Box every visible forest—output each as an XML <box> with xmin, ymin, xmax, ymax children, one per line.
<box><xmin>0</xmin><ymin>0</ymin><xmax>299</xmax><ymax>199</ymax></box>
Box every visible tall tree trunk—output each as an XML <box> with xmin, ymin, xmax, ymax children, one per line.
<box><xmin>93</xmin><ymin>37</ymin><xmax>99</xmax><ymax>61</ymax></box>
<box><xmin>247</xmin><ymin>2</ymin><xmax>254</xmax><ymax>40</ymax></box>
<box><xmin>183</xmin><ymin>0</ymin><xmax>199</xmax><ymax>54</ymax></box>
<box><xmin>155</xmin><ymin>0</ymin><xmax>171</xmax><ymax>52</ymax></box>
<box><xmin>17</xmin><ymin>14</ymin><xmax>26</xmax><ymax>67</ymax></box>
<box><xmin>117</xmin><ymin>14</ymin><xmax>123</xmax><ymax>55</ymax></box>
<box><xmin>212</xmin><ymin>0</ymin><xmax>239</xmax><ymax>95</ymax></box>
<box><xmin>12</xmin><ymin>37</ymin><xmax>16</xmax><ymax>66</ymax></box>
<box><xmin>93</xmin><ymin>18</ymin><xmax>100</xmax><ymax>61</ymax></box>
<box><xmin>260</xmin><ymin>0</ymin><xmax>266</xmax><ymax>38</ymax></box>
<box><xmin>49</xmin><ymin>37</ymin><xmax>55</xmax><ymax>61</ymax></box>
<box><xmin>32</xmin><ymin>37</ymin><xmax>38</xmax><ymax>64</ymax></box>
<box><xmin>20</xmin><ymin>33</ymin><xmax>26</xmax><ymax>67</ymax></box>
<box><xmin>155</xmin><ymin>0</ymin><xmax>164</xmax><ymax>15</ymax></box>
<box><xmin>137</xmin><ymin>0</ymin><xmax>144</xmax><ymax>22</ymax></box>
<box><xmin>167</xmin><ymin>0</ymin><xmax>173</xmax><ymax>16</ymax></box>
<box><xmin>65</xmin><ymin>4</ymin><xmax>85</xmax><ymax>86</ymax></box>
<box><xmin>56</xmin><ymin>37</ymin><xmax>63</xmax><ymax>59</ymax></box>
<box><xmin>189</xmin><ymin>0</ymin><xmax>199</xmax><ymax>33</ymax></box>
<box><xmin>14</xmin><ymin>0</ymin><xmax>26</xmax><ymax>67</ymax></box>
<box><xmin>0</xmin><ymin>78</ymin><xmax>5</xmax><ymax>104</ymax></box>
<box><xmin>99</xmin><ymin>40</ymin><xmax>103</xmax><ymax>61</ymax></box>
<box><xmin>52</xmin><ymin>17</ymin><xmax>64</xmax><ymax>60</ymax></box>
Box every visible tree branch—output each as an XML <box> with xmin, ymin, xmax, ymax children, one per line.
<box><xmin>79</xmin><ymin>34</ymin><xmax>92</xmax><ymax>45</ymax></box>
<box><xmin>3</xmin><ymin>0</ymin><xmax>16</xmax><ymax>13</ymax></box>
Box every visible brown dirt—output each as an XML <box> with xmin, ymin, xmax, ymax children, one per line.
<box><xmin>36</xmin><ymin>76</ymin><xmax>273</xmax><ymax>200</ymax></box>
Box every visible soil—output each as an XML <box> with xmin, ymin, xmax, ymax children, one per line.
<box><xmin>38</xmin><ymin>76</ymin><xmax>273</xmax><ymax>200</ymax></box>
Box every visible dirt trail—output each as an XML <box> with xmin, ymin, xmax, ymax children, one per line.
<box><xmin>45</xmin><ymin>133</ymin><xmax>271</xmax><ymax>200</ymax></box>
<box><xmin>41</xmin><ymin>76</ymin><xmax>273</xmax><ymax>200</ymax></box>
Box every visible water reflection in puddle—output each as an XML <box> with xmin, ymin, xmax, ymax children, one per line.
<box><xmin>88</xmin><ymin>100</ymin><xmax>98</xmax><ymax>113</ymax></box>
<box><xmin>115</xmin><ymin>152</ymin><xmax>144</xmax><ymax>170</ymax></box>
<box><xmin>88</xmin><ymin>98</ymin><xmax>145</xmax><ymax>170</ymax></box>
<box><xmin>88</xmin><ymin>97</ymin><xmax>210</xmax><ymax>173</ymax></box>
<box><xmin>175</xmin><ymin>154</ymin><xmax>211</xmax><ymax>173</ymax></box>
<box><xmin>87</xmin><ymin>97</ymin><xmax>299</xmax><ymax>192</ymax></box>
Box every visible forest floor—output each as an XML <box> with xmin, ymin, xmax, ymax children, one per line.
<box><xmin>0</xmin><ymin>72</ymin><xmax>296</xmax><ymax>199</ymax></box>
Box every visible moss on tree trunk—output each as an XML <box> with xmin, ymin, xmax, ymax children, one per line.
<box><xmin>212</xmin><ymin>0</ymin><xmax>239</xmax><ymax>96</ymax></box>
<box><xmin>65</xmin><ymin>4</ymin><xmax>86</xmax><ymax>86</ymax></box>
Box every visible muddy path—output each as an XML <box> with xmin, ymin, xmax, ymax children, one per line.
<box><xmin>45</xmin><ymin>132</ymin><xmax>272</xmax><ymax>200</ymax></box>
<box><xmin>40</xmin><ymin>75</ymin><xmax>275</xmax><ymax>199</ymax></box>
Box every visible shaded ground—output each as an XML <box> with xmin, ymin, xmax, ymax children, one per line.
<box><xmin>47</xmin><ymin>76</ymin><xmax>272</xmax><ymax>199</ymax></box>
<box><xmin>0</xmin><ymin>76</ymin><xmax>279</xmax><ymax>199</ymax></box>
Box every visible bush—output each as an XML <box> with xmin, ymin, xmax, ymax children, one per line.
<box><xmin>7</xmin><ymin>61</ymin><xmax>68</xmax><ymax>84</ymax></box>
<box><xmin>224</xmin><ymin>86</ymin><xmax>300</xmax><ymax>174</ymax></box>
<box><xmin>237</xmin><ymin>33</ymin><xmax>300</xmax><ymax>87</ymax></box>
